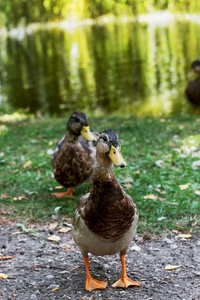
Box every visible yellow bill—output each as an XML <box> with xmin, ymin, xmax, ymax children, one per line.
<box><xmin>81</xmin><ymin>126</ymin><xmax>97</xmax><ymax>141</ymax></box>
<box><xmin>109</xmin><ymin>145</ymin><xmax>127</xmax><ymax>168</ymax></box>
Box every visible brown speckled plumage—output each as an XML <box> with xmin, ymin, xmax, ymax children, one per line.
<box><xmin>53</xmin><ymin>143</ymin><xmax>93</xmax><ymax>187</ymax></box>
<box><xmin>185</xmin><ymin>76</ymin><xmax>200</xmax><ymax>107</ymax></box>
<box><xmin>185</xmin><ymin>60</ymin><xmax>200</xmax><ymax>109</ymax></box>
<box><xmin>72</xmin><ymin>129</ymin><xmax>138</xmax><ymax>257</ymax></box>
<box><xmin>81</xmin><ymin>174</ymin><xmax>135</xmax><ymax>242</ymax></box>
<box><xmin>51</xmin><ymin>111</ymin><xmax>99</xmax><ymax>189</ymax></box>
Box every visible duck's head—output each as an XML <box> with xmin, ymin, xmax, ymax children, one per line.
<box><xmin>67</xmin><ymin>111</ymin><xmax>96</xmax><ymax>141</ymax></box>
<box><xmin>97</xmin><ymin>129</ymin><xmax>127</xmax><ymax>168</ymax></box>
<box><xmin>188</xmin><ymin>60</ymin><xmax>200</xmax><ymax>77</ymax></box>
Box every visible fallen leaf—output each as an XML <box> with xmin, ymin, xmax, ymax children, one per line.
<box><xmin>49</xmin><ymin>222</ymin><xmax>58</xmax><ymax>230</ymax></box>
<box><xmin>179</xmin><ymin>184</ymin><xmax>189</xmax><ymax>190</ymax></box>
<box><xmin>0</xmin><ymin>193</ymin><xmax>9</xmax><ymax>199</ymax></box>
<box><xmin>0</xmin><ymin>273</ymin><xmax>8</xmax><ymax>279</ymax></box>
<box><xmin>178</xmin><ymin>234</ymin><xmax>192</xmax><ymax>239</ymax></box>
<box><xmin>55</xmin><ymin>186</ymin><xmax>63</xmax><ymax>190</ymax></box>
<box><xmin>130</xmin><ymin>245</ymin><xmax>141</xmax><ymax>251</ymax></box>
<box><xmin>52</xmin><ymin>287</ymin><xmax>59</xmax><ymax>292</ymax></box>
<box><xmin>0</xmin><ymin>210</ymin><xmax>10</xmax><ymax>215</ymax></box>
<box><xmin>165</xmin><ymin>265</ymin><xmax>181</xmax><ymax>270</ymax></box>
<box><xmin>123</xmin><ymin>183</ymin><xmax>132</xmax><ymax>188</ymax></box>
<box><xmin>23</xmin><ymin>160</ymin><xmax>31</xmax><ymax>168</ymax></box>
<box><xmin>144</xmin><ymin>194</ymin><xmax>158</xmax><ymax>200</ymax></box>
<box><xmin>59</xmin><ymin>227</ymin><xmax>72</xmax><ymax>233</ymax></box>
<box><xmin>123</xmin><ymin>177</ymin><xmax>133</xmax><ymax>183</ymax></box>
<box><xmin>194</xmin><ymin>190</ymin><xmax>200</xmax><ymax>195</ymax></box>
<box><xmin>155</xmin><ymin>188</ymin><xmax>166</xmax><ymax>194</ymax></box>
<box><xmin>157</xmin><ymin>216</ymin><xmax>166</xmax><ymax>221</ymax></box>
<box><xmin>49</xmin><ymin>141</ymin><xmax>53</xmax><ymax>146</ymax></box>
<box><xmin>47</xmin><ymin>235</ymin><xmax>61</xmax><ymax>242</ymax></box>
<box><xmin>0</xmin><ymin>256</ymin><xmax>15</xmax><ymax>261</ymax></box>
<box><xmin>155</xmin><ymin>160</ymin><xmax>164</xmax><ymax>168</ymax></box>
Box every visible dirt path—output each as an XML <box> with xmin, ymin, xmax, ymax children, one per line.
<box><xmin>0</xmin><ymin>221</ymin><xmax>200</xmax><ymax>300</ymax></box>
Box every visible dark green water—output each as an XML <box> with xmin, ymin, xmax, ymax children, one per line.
<box><xmin>0</xmin><ymin>16</ymin><xmax>199</xmax><ymax>116</ymax></box>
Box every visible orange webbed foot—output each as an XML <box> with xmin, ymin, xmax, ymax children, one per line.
<box><xmin>51</xmin><ymin>187</ymin><xmax>74</xmax><ymax>198</ymax></box>
<box><xmin>86</xmin><ymin>275</ymin><xmax>108</xmax><ymax>292</ymax></box>
<box><xmin>112</xmin><ymin>275</ymin><xmax>141</xmax><ymax>288</ymax></box>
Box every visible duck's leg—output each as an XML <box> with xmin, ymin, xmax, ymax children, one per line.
<box><xmin>51</xmin><ymin>187</ymin><xmax>74</xmax><ymax>198</ymax></box>
<box><xmin>83</xmin><ymin>257</ymin><xmax>107</xmax><ymax>292</ymax></box>
<box><xmin>112</xmin><ymin>254</ymin><xmax>141</xmax><ymax>288</ymax></box>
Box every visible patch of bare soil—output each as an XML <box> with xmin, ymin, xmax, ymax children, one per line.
<box><xmin>0</xmin><ymin>221</ymin><xmax>200</xmax><ymax>300</ymax></box>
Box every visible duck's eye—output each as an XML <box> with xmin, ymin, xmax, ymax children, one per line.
<box><xmin>101</xmin><ymin>135</ymin><xmax>107</xmax><ymax>142</ymax></box>
<box><xmin>72</xmin><ymin>116</ymin><xmax>79</xmax><ymax>122</ymax></box>
<box><xmin>113</xmin><ymin>150</ymin><xmax>116</xmax><ymax>154</ymax></box>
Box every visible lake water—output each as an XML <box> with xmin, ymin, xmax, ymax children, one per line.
<box><xmin>0</xmin><ymin>13</ymin><xmax>199</xmax><ymax>116</ymax></box>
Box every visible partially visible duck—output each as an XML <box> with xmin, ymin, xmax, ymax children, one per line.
<box><xmin>72</xmin><ymin>129</ymin><xmax>141</xmax><ymax>291</ymax></box>
<box><xmin>51</xmin><ymin>111</ymin><xmax>99</xmax><ymax>198</ymax></box>
<box><xmin>185</xmin><ymin>60</ymin><xmax>200</xmax><ymax>115</ymax></box>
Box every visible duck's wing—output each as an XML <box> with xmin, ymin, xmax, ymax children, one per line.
<box><xmin>51</xmin><ymin>135</ymin><xmax>65</xmax><ymax>167</ymax></box>
<box><xmin>79</xmin><ymin>132</ymin><xmax>100</xmax><ymax>164</ymax></box>
<box><xmin>185</xmin><ymin>77</ymin><xmax>200</xmax><ymax>106</ymax></box>
<box><xmin>73</xmin><ymin>192</ymin><xmax>90</xmax><ymax>229</ymax></box>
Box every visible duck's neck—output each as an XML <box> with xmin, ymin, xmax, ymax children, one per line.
<box><xmin>92</xmin><ymin>154</ymin><xmax>115</xmax><ymax>182</ymax></box>
<box><xmin>64</xmin><ymin>131</ymin><xmax>80</xmax><ymax>144</ymax></box>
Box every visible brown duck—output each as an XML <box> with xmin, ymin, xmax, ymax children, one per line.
<box><xmin>51</xmin><ymin>111</ymin><xmax>98</xmax><ymax>198</ymax></box>
<box><xmin>72</xmin><ymin>129</ymin><xmax>141</xmax><ymax>291</ymax></box>
<box><xmin>185</xmin><ymin>60</ymin><xmax>200</xmax><ymax>115</ymax></box>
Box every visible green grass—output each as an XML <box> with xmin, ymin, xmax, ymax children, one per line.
<box><xmin>1</xmin><ymin>112</ymin><xmax>200</xmax><ymax>234</ymax></box>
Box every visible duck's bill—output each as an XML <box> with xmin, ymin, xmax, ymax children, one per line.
<box><xmin>109</xmin><ymin>145</ymin><xmax>127</xmax><ymax>168</ymax></box>
<box><xmin>81</xmin><ymin>126</ymin><xmax>97</xmax><ymax>141</ymax></box>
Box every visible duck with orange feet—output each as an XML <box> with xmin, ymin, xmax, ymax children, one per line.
<box><xmin>72</xmin><ymin>129</ymin><xmax>141</xmax><ymax>291</ymax></box>
<box><xmin>51</xmin><ymin>111</ymin><xmax>99</xmax><ymax>198</ymax></box>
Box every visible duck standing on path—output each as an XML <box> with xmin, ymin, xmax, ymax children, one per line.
<box><xmin>51</xmin><ymin>111</ymin><xmax>98</xmax><ymax>198</ymax></box>
<box><xmin>72</xmin><ymin>129</ymin><xmax>141</xmax><ymax>291</ymax></box>
<box><xmin>185</xmin><ymin>60</ymin><xmax>200</xmax><ymax>115</ymax></box>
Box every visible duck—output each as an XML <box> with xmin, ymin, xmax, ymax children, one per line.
<box><xmin>185</xmin><ymin>60</ymin><xmax>200</xmax><ymax>115</ymax></box>
<box><xmin>72</xmin><ymin>129</ymin><xmax>141</xmax><ymax>291</ymax></box>
<box><xmin>51</xmin><ymin>111</ymin><xmax>99</xmax><ymax>198</ymax></box>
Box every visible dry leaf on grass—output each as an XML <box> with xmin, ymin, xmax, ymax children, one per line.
<box><xmin>155</xmin><ymin>188</ymin><xmax>166</xmax><ymax>194</ymax></box>
<box><xmin>165</xmin><ymin>265</ymin><xmax>181</xmax><ymax>270</ymax></box>
<box><xmin>178</xmin><ymin>234</ymin><xmax>192</xmax><ymax>239</ymax></box>
<box><xmin>0</xmin><ymin>273</ymin><xmax>8</xmax><ymax>279</ymax></box>
<box><xmin>47</xmin><ymin>235</ymin><xmax>61</xmax><ymax>242</ymax></box>
<box><xmin>144</xmin><ymin>194</ymin><xmax>158</xmax><ymax>200</ymax></box>
<box><xmin>123</xmin><ymin>183</ymin><xmax>132</xmax><ymax>188</ymax></box>
<box><xmin>179</xmin><ymin>184</ymin><xmax>189</xmax><ymax>190</ymax></box>
<box><xmin>0</xmin><ymin>193</ymin><xmax>10</xmax><ymax>199</ymax></box>
<box><xmin>23</xmin><ymin>160</ymin><xmax>32</xmax><ymax>168</ymax></box>
<box><xmin>52</xmin><ymin>287</ymin><xmax>59</xmax><ymax>292</ymax></box>
<box><xmin>59</xmin><ymin>227</ymin><xmax>72</xmax><ymax>233</ymax></box>
<box><xmin>144</xmin><ymin>194</ymin><xmax>165</xmax><ymax>201</ymax></box>
<box><xmin>194</xmin><ymin>190</ymin><xmax>200</xmax><ymax>195</ymax></box>
<box><xmin>55</xmin><ymin>186</ymin><xmax>63</xmax><ymax>190</ymax></box>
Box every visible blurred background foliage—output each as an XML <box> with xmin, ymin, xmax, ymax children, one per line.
<box><xmin>0</xmin><ymin>1</ymin><xmax>200</xmax><ymax>117</ymax></box>
<box><xmin>1</xmin><ymin>0</ymin><xmax>200</xmax><ymax>28</ymax></box>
